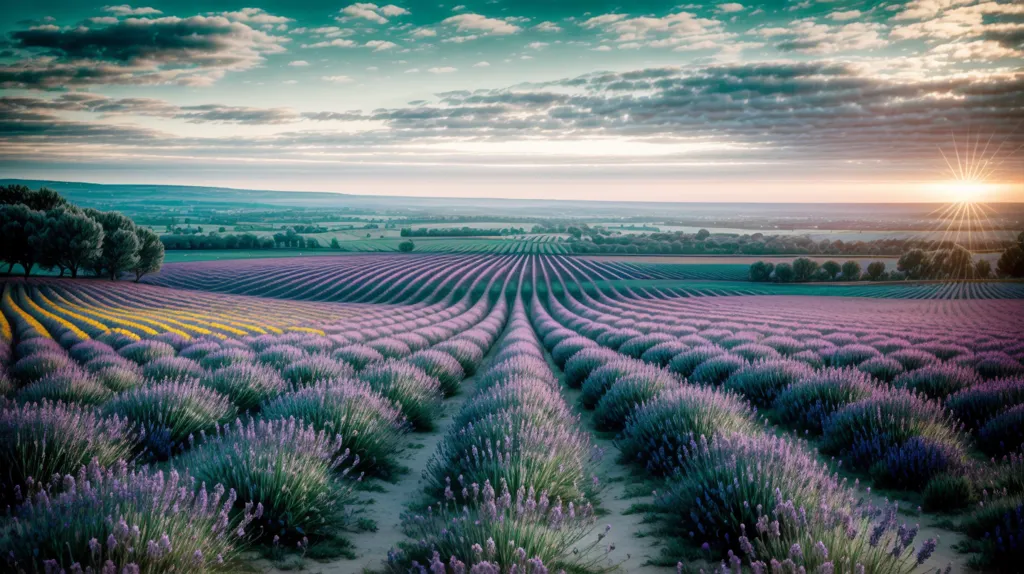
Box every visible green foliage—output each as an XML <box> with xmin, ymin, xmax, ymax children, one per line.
<box><xmin>398</xmin><ymin>240</ymin><xmax>415</xmax><ymax>252</ymax></box>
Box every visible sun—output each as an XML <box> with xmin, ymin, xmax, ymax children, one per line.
<box><xmin>933</xmin><ymin>179</ymin><xmax>991</xmax><ymax>203</ymax></box>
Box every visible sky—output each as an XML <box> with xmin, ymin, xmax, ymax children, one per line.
<box><xmin>0</xmin><ymin>0</ymin><xmax>1022</xmax><ymax>203</ymax></box>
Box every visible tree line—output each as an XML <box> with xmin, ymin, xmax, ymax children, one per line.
<box><xmin>749</xmin><ymin>237</ymin><xmax>1024</xmax><ymax>283</ymax></box>
<box><xmin>400</xmin><ymin>226</ymin><xmax>528</xmax><ymax>238</ymax></box>
<box><xmin>569</xmin><ymin>226</ymin><xmax>1014</xmax><ymax>257</ymax></box>
<box><xmin>0</xmin><ymin>185</ymin><xmax>163</xmax><ymax>281</ymax></box>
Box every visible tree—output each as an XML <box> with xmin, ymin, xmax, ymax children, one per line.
<box><xmin>132</xmin><ymin>227</ymin><xmax>164</xmax><ymax>282</ymax></box>
<box><xmin>943</xmin><ymin>245</ymin><xmax>973</xmax><ymax>280</ymax></box>
<box><xmin>792</xmin><ymin>257</ymin><xmax>819</xmax><ymax>282</ymax></box>
<box><xmin>774</xmin><ymin>263</ymin><xmax>794</xmax><ymax>283</ymax></box>
<box><xmin>975</xmin><ymin>259</ymin><xmax>991</xmax><ymax>279</ymax></box>
<box><xmin>0</xmin><ymin>204</ymin><xmax>47</xmax><ymax>276</ymax></box>
<box><xmin>695</xmin><ymin>229</ymin><xmax>710</xmax><ymax>241</ymax></box>
<box><xmin>103</xmin><ymin>229</ymin><xmax>140</xmax><ymax>280</ymax></box>
<box><xmin>997</xmin><ymin>245</ymin><xmax>1024</xmax><ymax>278</ymax></box>
<box><xmin>821</xmin><ymin>260</ymin><xmax>841</xmax><ymax>281</ymax></box>
<box><xmin>841</xmin><ymin>260</ymin><xmax>862</xmax><ymax>281</ymax></box>
<box><xmin>866</xmin><ymin>261</ymin><xmax>887</xmax><ymax>281</ymax></box>
<box><xmin>305</xmin><ymin>238</ymin><xmax>320</xmax><ymax>249</ymax></box>
<box><xmin>46</xmin><ymin>208</ymin><xmax>104</xmax><ymax>278</ymax></box>
<box><xmin>23</xmin><ymin>187</ymin><xmax>68</xmax><ymax>212</ymax></box>
<box><xmin>330</xmin><ymin>237</ymin><xmax>341</xmax><ymax>249</ymax></box>
<box><xmin>897</xmin><ymin>249</ymin><xmax>926</xmax><ymax>279</ymax></box>
<box><xmin>0</xmin><ymin>184</ymin><xmax>32</xmax><ymax>206</ymax></box>
<box><xmin>748</xmin><ymin>261</ymin><xmax>774</xmax><ymax>282</ymax></box>
<box><xmin>398</xmin><ymin>240</ymin><xmax>415</xmax><ymax>253</ymax></box>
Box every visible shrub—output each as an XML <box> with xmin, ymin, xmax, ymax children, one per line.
<box><xmin>433</xmin><ymin>340</ymin><xmax>485</xmax><ymax>376</ymax></box>
<box><xmin>16</xmin><ymin>368</ymin><xmax>112</xmax><ymax>406</ymax></box>
<box><xmin>118</xmin><ymin>340</ymin><xmax>176</xmax><ymax>365</ymax></box>
<box><xmin>255</xmin><ymin>344</ymin><xmax>304</xmax><ymax>369</ymax></box>
<box><xmin>393</xmin><ymin>479</ymin><xmax>602</xmax><ymax>573</ymax></box>
<box><xmin>550</xmin><ymin>336</ymin><xmax>596</xmax><ymax>368</ymax></box>
<box><xmin>261</xmin><ymin>379</ymin><xmax>407</xmax><ymax>476</ymax></box>
<box><xmin>3</xmin><ymin>460</ymin><xmax>258</xmax><ymax>572</ymax></box>
<box><xmin>922</xmin><ymin>472</ymin><xmax>978</xmax><ymax>512</ymax></box>
<box><xmin>640</xmin><ymin>341</ymin><xmax>688</xmax><ymax>367</ymax></box>
<box><xmin>918</xmin><ymin>342</ymin><xmax>971</xmax><ymax>361</ymax></box>
<box><xmin>618</xmin><ymin>333</ymin><xmax>675</xmax><ymax>359</ymax></box>
<box><xmin>178</xmin><ymin>340</ymin><xmax>222</xmax><ymax>361</ymax></box>
<box><xmin>822</xmin><ymin>390</ymin><xmax>965</xmax><ymax>488</ymax></box>
<box><xmin>15</xmin><ymin>338</ymin><xmax>64</xmax><ymax>358</ymax></box>
<box><xmin>366</xmin><ymin>337</ymin><xmax>413</xmax><ymax>360</ymax></box>
<box><xmin>11</xmin><ymin>351</ymin><xmax>74</xmax><ymax>384</ymax></box>
<box><xmin>142</xmin><ymin>356</ymin><xmax>206</xmax><ymax>382</ymax></box>
<box><xmin>406</xmin><ymin>349</ymin><xmax>465</xmax><ymax>397</ymax></box>
<box><xmin>895</xmin><ymin>364</ymin><xmax>979</xmax><ymax>400</ymax></box>
<box><xmin>332</xmin><ymin>344</ymin><xmax>385</xmax><ymax>371</ymax></box>
<box><xmin>202</xmin><ymin>363</ymin><xmax>287</xmax><ymax>411</ymax></box>
<box><xmin>618</xmin><ymin>385</ymin><xmax>758</xmax><ymax>475</ymax></box>
<box><xmin>103</xmin><ymin>379</ymin><xmax>236</xmax><ymax>460</ymax></box>
<box><xmin>0</xmin><ymin>401</ymin><xmax>136</xmax><ymax>496</ymax></box>
<box><xmin>579</xmin><ymin>358</ymin><xmax>645</xmax><ymax>409</ymax></box>
<box><xmin>93</xmin><ymin>363</ymin><xmax>145</xmax><ymax>392</ymax></box>
<box><xmin>723</xmin><ymin>359</ymin><xmax>814</xmax><ymax>407</ymax></box>
<box><xmin>199</xmin><ymin>347</ymin><xmax>256</xmax><ymax>370</ymax></box>
<box><xmin>975</xmin><ymin>352</ymin><xmax>1024</xmax><ymax>379</ymax></box>
<box><xmin>595</xmin><ymin>328</ymin><xmax>642</xmax><ymax>350</ymax></box>
<box><xmin>960</xmin><ymin>495</ymin><xmax>1023</xmax><ymax>570</ymax></box>
<box><xmin>857</xmin><ymin>356</ymin><xmax>906</xmax><ymax>383</ymax></box>
<box><xmin>791</xmin><ymin>349</ymin><xmax>825</xmax><ymax>368</ymax></box>
<box><xmin>563</xmin><ymin>347</ymin><xmax>619</xmax><ymax>388</ymax></box>
<box><xmin>830</xmin><ymin>344</ymin><xmax>881</xmax><ymax>367</ymax></box>
<box><xmin>759</xmin><ymin>335</ymin><xmax>806</xmax><ymax>356</ymax></box>
<box><xmin>454</xmin><ymin>377</ymin><xmax>572</xmax><ymax>429</ymax></box>
<box><xmin>773</xmin><ymin>367</ymin><xmax>876</xmax><ymax>434</ymax></box>
<box><xmin>177</xmin><ymin>417</ymin><xmax>357</xmax><ymax>543</ymax></box>
<box><xmin>667</xmin><ymin>345</ymin><xmax>725</xmax><ymax>378</ymax></box>
<box><xmin>888</xmin><ymin>348</ymin><xmax>939</xmax><ymax>371</ymax></box>
<box><xmin>359</xmin><ymin>361</ymin><xmax>443</xmax><ymax>431</ymax></box>
<box><xmin>592</xmin><ymin>370</ymin><xmax>676</xmax><ymax>431</ymax></box>
<box><xmin>476</xmin><ymin>355</ymin><xmax>552</xmax><ymax>390</ymax></box>
<box><xmin>95</xmin><ymin>330</ymin><xmax>137</xmax><ymax>349</ymax></box>
<box><xmin>689</xmin><ymin>353</ymin><xmax>747</xmax><ymax>386</ymax></box>
<box><xmin>978</xmin><ymin>404</ymin><xmax>1024</xmax><ymax>457</ymax></box>
<box><xmin>68</xmin><ymin>340</ymin><xmax>117</xmax><ymax>363</ymax></box>
<box><xmin>281</xmin><ymin>355</ymin><xmax>355</xmax><ymax>389</ymax></box>
<box><xmin>656</xmin><ymin>433</ymin><xmax>853</xmax><ymax>553</ymax></box>
<box><xmin>946</xmin><ymin>378</ymin><xmax>1024</xmax><ymax>431</ymax></box>
<box><xmin>427</xmin><ymin>412</ymin><xmax>590</xmax><ymax>501</ymax></box>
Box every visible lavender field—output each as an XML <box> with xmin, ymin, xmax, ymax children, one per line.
<box><xmin>2</xmin><ymin>254</ymin><xmax>1023</xmax><ymax>574</ymax></box>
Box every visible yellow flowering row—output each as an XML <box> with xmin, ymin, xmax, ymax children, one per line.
<box><xmin>17</xmin><ymin>285</ymin><xmax>91</xmax><ymax>341</ymax></box>
<box><xmin>45</xmin><ymin>288</ymin><xmax>164</xmax><ymax>337</ymax></box>
<box><xmin>2</xmin><ymin>284</ymin><xmax>50</xmax><ymax>339</ymax></box>
<box><xmin>31</xmin><ymin>288</ymin><xmax>109</xmax><ymax>334</ymax></box>
<box><xmin>0</xmin><ymin>295</ymin><xmax>11</xmax><ymax>342</ymax></box>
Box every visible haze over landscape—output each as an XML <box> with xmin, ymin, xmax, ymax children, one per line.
<box><xmin>1</xmin><ymin>0</ymin><xmax>1023</xmax><ymax>201</ymax></box>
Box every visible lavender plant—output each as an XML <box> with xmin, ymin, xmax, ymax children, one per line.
<box><xmin>773</xmin><ymin>367</ymin><xmax>877</xmax><ymax>434</ymax></box>
<box><xmin>202</xmin><ymin>362</ymin><xmax>287</xmax><ymax>411</ymax></box>
<box><xmin>359</xmin><ymin>360</ymin><xmax>443</xmax><ymax>431</ymax></box>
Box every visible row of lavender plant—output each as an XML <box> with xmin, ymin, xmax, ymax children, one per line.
<box><xmin>526</xmin><ymin>259</ymin><xmax>941</xmax><ymax>573</ymax></box>
<box><xmin>387</xmin><ymin>265</ymin><xmax>616</xmax><ymax>573</ymax></box>
<box><xmin>0</xmin><ymin>266</ymin><xmax>523</xmax><ymax>571</ymax></box>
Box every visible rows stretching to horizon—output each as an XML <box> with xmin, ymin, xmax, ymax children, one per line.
<box><xmin>1</xmin><ymin>254</ymin><xmax>1023</xmax><ymax>573</ymax></box>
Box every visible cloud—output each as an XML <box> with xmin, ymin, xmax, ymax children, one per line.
<box><xmin>322</xmin><ymin>75</ymin><xmax>354</xmax><ymax>83</ymax></box>
<box><xmin>527</xmin><ymin>42</ymin><xmax>549</xmax><ymax>49</ymax></box>
<box><xmin>1</xmin><ymin>14</ymin><xmax>288</xmax><ymax>89</ymax></box>
<box><xmin>580</xmin><ymin>11</ymin><xmax>730</xmax><ymax>50</ymax></box>
<box><xmin>303</xmin><ymin>39</ymin><xmax>357</xmax><ymax>48</ymax></box>
<box><xmin>829</xmin><ymin>10</ymin><xmax>862</xmax><ymax>21</ymax></box>
<box><xmin>217</xmin><ymin>8</ymin><xmax>292</xmax><ymax>25</ymax></box>
<box><xmin>365</xmin><ymin>40</ymin><xmax>398</xmax><ymax>51</ymax></box>
<box><xmin>288</xmin><ymin>60</ymin><xmax>310</xmax><ymax>66</ymax></box>
<box><xmin>770</xmin><ymin>19</ymin><xmax>886</xmax><ymax>53</ymax></box>
<box><xmin>411</xmin><ymin>28</ymin><xmax>437</xmax><ymax>38</ymax></box>
<box><xmin>533</xmin><ymin>21</ymin><xmax>562</xmax><ymax>32</ymax></box>
<box><xmin>441</xmin><ymin>13</ymin><xmax>521</xmax><ymax>35</ymax></box>
<box><xmin>718</xmin><ymin>3</ymin><xmax>745</xmax><ymax>13</ymax></box>
<box><xmin>473</xmin><ymin>61</ymin><xmax>490</xmax><ymax>67</ymax></box>
<box><xmin>103</xmin><ymin>5</ymin><xmax>161</xmax><ymax>16</ymax></box>
<box><xmin>339</xmin><ymin>3</ymin><xmax>408</xmax><ymax>24</ymax></box>
<box><xmin>428</xmin><ymin>66</ymin><xmax>457</xmax><ymax>73</ymax></box>
<box><xmin>0</xmin><ymin>93</ymin><xmax>303</xmax><ymax>124</ymax></box>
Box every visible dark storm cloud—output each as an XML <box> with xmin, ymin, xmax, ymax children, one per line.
<box><xmin>0</xmin><ymin>15</ymin><xmax>287</xmax><ymax>88</ymax></box>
